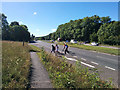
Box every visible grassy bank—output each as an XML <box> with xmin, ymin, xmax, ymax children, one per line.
<box><xmin>2</xmin><ymin>41</ymin><xmax>31</xmax><ymax>88</ymax></box>
<box><xmin>30</xmin><ymin>45</ymin><xmax>113</xmax><ymax>88</ymax></box>
<box><xmin>65</xmin><ymin>43</ymin><xmax>118</xmax><ymax>55</ymax></box>
<box><xmin>41</xmin><ymin>40</ymin><xmax>118</xmax><ymax>55</ymax></box>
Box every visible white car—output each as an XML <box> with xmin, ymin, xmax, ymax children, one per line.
<box><xmin>70</xmin><ymin>39</ymin><xmax>77</xmax><ymax>44</ymax></box>
<box><xmin>91</xmin><ymin>42</ymin><xmax>99</xmax><ymax>46</ymax></box>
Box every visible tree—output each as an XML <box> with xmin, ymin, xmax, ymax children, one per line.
<box><xmin>100</xmin><ymin>16</ymin><xmax>111</xmax><ymax>24</ymax></box>
<box><xmin>41</xmin><ymin>15</ymin><xmax>119</xmax><ymax>45</ymax></box>
<box><xmin>9</xmin><ymin>25</ymin><xmax>30</xmax><ymax>42</ymax></box>
<box><xmin>97</xmin><ymin>21</ymin><xmax>120</xmax><ymax>45</ymax></box>
<box><xmin>10</xmin><ymin>21</ymin><xmax>19</xmax><ymax>26</ymax></box>
<box><xmin>0</xmin><ymin>13</ymin><xmax>2</xmax><ymax>39</ymax></box>
<box><xmin>90</xmin><ymin>33</ymin><xmax>98</xmax><ymax>42</ymax></box>
<box><xmin>30</xmin><ymin>34</ymin><xmax>35</xmax><ymax>41</ymax></box>
<box><xmin>2</xmin><ymin>13</ymin><xmax>10</xmax><ymax>40</ymax></box>
<box><xmin>1</xmin><ymin>13</ymin><xmax>30</xmax><ymax>43</ymax></box>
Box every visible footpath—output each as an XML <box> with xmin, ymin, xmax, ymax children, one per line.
<box><xmin>30</xmin><ymin>52</ymin><xmax>53</xmax><ymax>88</ymax></box>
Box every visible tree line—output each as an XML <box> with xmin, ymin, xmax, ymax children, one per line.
<box><xmin>40</xmin><ymin>15</ymin><xmax>120</xmax><ymax>45</ymax></box>
<box><xmin>1</xmin><ymin>13</ymin><xmax>32</xmax><ymax>42</ymax></box>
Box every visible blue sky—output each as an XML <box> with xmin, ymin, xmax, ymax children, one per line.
<box><xmin>2</xmin><ymin>2</ymin><xmax>118</xmax><ymax>37</ymax></box>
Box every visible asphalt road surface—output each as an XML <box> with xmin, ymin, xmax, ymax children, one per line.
<box><xmin>30</xmin><ymin>40</ymin><xmax>119</xmax><ymax>87</ymax></box>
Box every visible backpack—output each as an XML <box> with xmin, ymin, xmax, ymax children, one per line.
<box><xmin>65</xmin><ymin>44</ymin><xmax>68</xmax><ymax>48</ymax></box>
<box><xmin>52</xmin><ymin>45</ymin><xmax>55</xmax><ymax>50</ymax></box>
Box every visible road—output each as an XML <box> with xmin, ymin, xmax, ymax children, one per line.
<box><xmin>30</xmin><ymin>40</ymin><xmax>119</xmax><ymax>87</ymax></box>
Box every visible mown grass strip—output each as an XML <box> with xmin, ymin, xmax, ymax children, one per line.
<box><xmin>30</xmin><ymin>45</ymin><xmax>114</xmax><ymax>88</ymax></box>
<box><xmin>2</xmin><ymin>41</ymin><xmax>31</xmax><ymax>88</ymax></box>
<box><xmin>67</xmin><ymin>43</ymin><xmax>118</xmax><ymax>55</ymax></box>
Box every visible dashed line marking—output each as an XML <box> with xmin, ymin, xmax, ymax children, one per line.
<box><xmin>98</xmin><ymin>52</ymin><xmax>112</xmax><ymax>56</ymax></box>
<box><xmin>81</xmin><ymin>58</ymin><xmax>86</xmax><ymax>61</ymax></box>
<box><xmin>105</xmin><ymin>66</ymin><xmax>115</xmax><ymax>71</ymax></box>
<box><xmin>73</xmin><ymin>56</ymin><xmax>78</xmax><ymax>58</ymax></box>
<box><xmin>81</xmin><ymin>62</ymin><xmax>95</xmax><ymax>68</ymax></box>
<box><xmin>65</xmin><ymin>56</ymin><xmax>78</xmax><ymax>61</ymax></box>
<box><xmin>91</xmin><ymin>61</ymin><xmax>99</xmax><ymax>65</ymax></box>
<box><xmin>91</xmin><ymin>51</ymin><xmax>96</xmax><ymax>53</ymax></box>
<box><xmin>59</xmin><ymin>50</ymin><xmax>64</xmax><ymax>53</ymax></box>
<box><xmin>65</xmin><ymin>56</ymin><xmax>95</xmax><ymax>68</ymax></box>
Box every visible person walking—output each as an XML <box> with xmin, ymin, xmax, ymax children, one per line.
<box><xmin>63</xmin><ymin>43</ymin><xmax>69</xmax><ymax>54</ymax></box>
<box><xmin>51</xmin><ymin>44</ymin><xmax>55</xmax><ymax>53</ymax></box>
<box><xmin>55</xmin><ymin>44</ymin><xmax>59</xmax><ymax>53</ymax></box>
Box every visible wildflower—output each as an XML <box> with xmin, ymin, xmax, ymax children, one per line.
<box><xmin>57</xmin><ymin>66</ymin><xmax>59</xmax><ymax>69</ymax></box>
<box><xmin>68</xmin><ymin>82</ymin><xmax>70</xmax><ymax>84</ymax></box>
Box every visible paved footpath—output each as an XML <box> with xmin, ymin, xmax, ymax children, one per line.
<box><xmin>30</xmin><ymin>52</ymin><xmax>53</xmax><ymax>88</ymax></box>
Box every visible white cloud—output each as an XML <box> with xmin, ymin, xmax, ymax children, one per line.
<box><xmin>19</xmin><ymin>21</ymin><xmax>24</xmax><ymax>25</ymax></box>
<box><xmin>38</xmin><ymin>34</ymin><xmax>49</xmax><ymax>37</ymax></box>
<box><xmin>36</xmin><ymin>29</ymin><xmax>40</xmax><ymax>32</ymax></box>
<box><xmin>33</xmin><ymin>12</ymin><xmax>37</xmax><ymax>15</ymax></box>
<box><xmin>35</xmin><ymin>33</ymin><xmax>50</xmax><ymax>37</ymax></box>
<box><xmin>51</xmin><ymin>29</ymin><xmax>56</xmax><ymax>32</ymax></box>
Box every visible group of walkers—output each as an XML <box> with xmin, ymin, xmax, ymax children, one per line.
<box><xmin>51</xmin><ymin>43</ymin><xmax>69</xmax><ymax>55</ymax></box>
<box><xmin>51</xmin><ymin>44</ymin><xmax>59</xmax><ymax>53</ymax></box>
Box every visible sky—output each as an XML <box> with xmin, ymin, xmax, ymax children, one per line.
<box><xmin>2</xmin><ymin>2</ymin><xmax>118</xmax><ymax>37</ymax></box>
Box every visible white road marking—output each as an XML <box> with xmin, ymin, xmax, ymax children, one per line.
<box><xmin>81</xmin><ymin>58</ymin><xmax>86</xmax><ymax>61</ymax></box>
<box><xmin>59</xmin><ymin>50</ymin><xmax>64</xmax><ymax>53</ymax></box>
<box><xmin>73</xmin><ymin>56</ymin><xmax>77</xmax><ymax>58</ymax></box>
<box><xmin>65</xmin><ymin>56</ymin><xmax>78</xmax><ymax>61</ymax></box>
<box><xmin>81</xmin><ymin>62</ymin><xmax>95</xmax><ymax>68</ymax></box>
<box><xmin>65</xmin><ymin>56</ymin><xmax>95</xmax><ymax>68</ymax></box>
<box><xmin>105</xmin><ymin>66</ymin><xmax>115</xmax><ymax>71</ymax></box>
<box><xmin>91</xmin><ymin>51</ymin><xmax>97</xmax><ymax>53</ymax></box>
<box><xmin>98</xmin><ymin>52</ymin><xmax>112</xmax><ymax>56</ymax></box>
<box><xmin>91</xmin><ymin>61</ymin><xmax>99</xmax><ymax>65</ymax></box>
<box><xmin>112</xmin><ymin>55</ymin><xmax>116</xmax><ymax>56</ymax></box>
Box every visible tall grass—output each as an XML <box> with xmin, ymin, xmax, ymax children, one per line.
<box><xmin>30</xmin><ymin>45</ymin><xmax>114</xmax><ymax>88</ymax></box>
<box><xmin>2</xmin><ymin>41</ymin><xmax>31</xmax><ymax>88</ymax></box>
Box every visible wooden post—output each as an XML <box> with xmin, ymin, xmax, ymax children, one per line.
<box><xmin>23</xmin><ymin>40</ymin><xmax>24</xmax><ymax>46</ymax></box>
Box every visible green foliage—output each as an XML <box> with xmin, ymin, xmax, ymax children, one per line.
<box><xmin>100</xmin><ymin>16</ymin><xmax>111</xmax><ymax>24</ymax></box>
<box><xmin>2</xmin><ymin>41</ymin><xmax>31</xmax><ymax>88</ymax></box>
<box><xmin>9</xmin><ymin>25</ymin><xmax>30</xmax><ymax>41</ymax></box>
<box><xmin>97</xmin><ymin>21</ymin><xmax>120</xmax><ymax>45</ymax></box>
<box><xmin>90</xmin><ymin>32</ymin><xmax>98</xmax><ymax>42</ymax></box>
<box><xmin>41</xmin><ymin>15</ymin><xmax>119</xmax><ymax>45</ymax></box>
<box><xmin>30</xmin><ymin>34</ymin><xmax>35</xmax><ymax>41</ymax></box>
<box><xmin>2</xmin><ymin>13</ymin><xmax>30</xmax><ymax>42</ymax></box>
<box><xmin>31</xmin><ymin>45</ymin><xmax>114</xmax><ymax>88</ymax></box>
<box><xmin>10</xmin><ymin>21</ymin><xmax>19</xmax><ymax>26</ymax></box>
<box><xmin>1</xmin><ymin>13</ymin><xmax>10</xmax><ymax>40</ymax></box>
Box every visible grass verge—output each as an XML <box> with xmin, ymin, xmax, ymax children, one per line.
<box><xmin>30</xmin><ymin>45</ymin><xmax>114</xmax><ymax>88</ymax></box>
<box><xmin>41</xmin><ymin>40</ymin><xmax>118</xmax><ymax>55</ymax></box>
<box><xmin>66</xmin><ymin>43</ymin><xmax>118</xmax><ymax>55</ymax></box>
<box><xmin>2</xmin><ymin>41</ymin><xmax>31</xmax><ymax>88</ymax></box>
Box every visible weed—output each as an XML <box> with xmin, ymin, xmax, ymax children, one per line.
<box><xmin>30</xmin><ymin>45</ymin><xmax>114</xmax><ymax>88</ymax></box>
<box><xmin>2</xmin><ymin>41</ymin><xmax>31</xmax><ymax>88</ymax></box>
